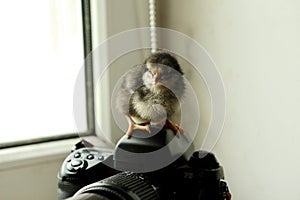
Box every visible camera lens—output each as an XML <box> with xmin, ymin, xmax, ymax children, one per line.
<box><xmin>74</xmin><ymin>172</ymin><xmax>160</xmax><ymax>200</ymax></box>
<box><xmin>68</xmin><ymin>193</ymin><xmax>111</xmax><ymax>200</ymax></box>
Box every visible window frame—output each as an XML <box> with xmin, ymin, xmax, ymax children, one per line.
<box><xmin>0</xmin><ymin>0</ymin><xmax>95</xmax><ymax>149</ymax></box>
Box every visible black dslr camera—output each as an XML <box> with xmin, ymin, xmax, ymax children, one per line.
<box><xmin>58</xmin><ymin>128</ymin><xmax>231</xmax><ymax>200</ymax></box>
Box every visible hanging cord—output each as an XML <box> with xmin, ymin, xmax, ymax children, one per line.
<box><xmin>149</xmin><ymin>0</ymin><xmax>157</xmax><ymax>53</ymax></box>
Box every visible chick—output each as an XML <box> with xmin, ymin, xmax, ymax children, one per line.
<box><xmin>116</xmin><ymin>52</ymin><xmax>185</xmax><ymax>138</ymax></box>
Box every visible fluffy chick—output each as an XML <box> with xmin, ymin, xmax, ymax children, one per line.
<box><xmin>116</xmin><ymin>52</ymin><xmax>185</xmax><ymax>138</ymax></box>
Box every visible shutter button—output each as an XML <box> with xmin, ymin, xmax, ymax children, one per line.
<box><xmin>67</xmin><ymin>160</ymin><xmax>84</xmax><ymax>172</ymax></box>
<box><xmin>71</xmin><ymin>160</ymin><xmax>83</xmax><ymax>167</ymax></box>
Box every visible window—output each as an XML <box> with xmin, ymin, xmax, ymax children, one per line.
<box><xmin>0</xmin><ymin>0</ymin><xmax>88</xmax><ymax>148</ymax></box>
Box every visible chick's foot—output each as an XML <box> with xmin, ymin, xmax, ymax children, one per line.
<box><xmin>165</xmin><ymin>119</ymin><xmax>185</xmax><ymax>136</ymax></box>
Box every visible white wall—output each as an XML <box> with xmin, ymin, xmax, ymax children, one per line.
<box><xmin>0</xmin><ymin>160</ymin><xmax>64</xmax><ymax>199</ymax></box>
<box><xmin>158</xmin><ymin>0</ymin><xmax>300</xmax><ymax>199</ymax></box>
<box><xmin>0</xmin><ymin>139</ymin><xmax>77</xmax><ymax>200</ymax></box>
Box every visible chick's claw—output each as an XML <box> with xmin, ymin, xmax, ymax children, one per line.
<box><xmin>165</xmin><ymin>119</ymin><xmax>185</xmax><ymax>136</ymax></box>
<box><xmin>126</xmin><ymin>123</ymin><xmax>150</xmax><ymax>138</ymax></box>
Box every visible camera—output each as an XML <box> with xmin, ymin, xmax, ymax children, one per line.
<box><xmin>58</xmin><ymin>128</ymin><xmax>231</xmax><ymax>200</ymax></box>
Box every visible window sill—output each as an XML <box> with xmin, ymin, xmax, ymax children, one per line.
<box><xmin>0</xmin><ymin>138</ymin><xmax>79</xmax><ymax>171</ymax></box>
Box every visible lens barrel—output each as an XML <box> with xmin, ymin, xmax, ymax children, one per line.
<box><xmin>74</xmin><ymin>172</ymin><xmax>160</xmax><ymax>200</ymax></box>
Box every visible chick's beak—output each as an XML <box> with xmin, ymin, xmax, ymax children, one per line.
<box><xmin>153</xmin><ymin>72</ymin><xmax>159</xmax><ymax>84</ymax></box>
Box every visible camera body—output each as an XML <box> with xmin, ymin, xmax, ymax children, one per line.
<box><xmin>58</xmin><ymin>129</ymin><xmax>231</xmax><ymax>200</ymax></box>
<box><xmin>57</xmin><ymin>147</ymin><xmax>118</xmax><ymax>200</ymax></box>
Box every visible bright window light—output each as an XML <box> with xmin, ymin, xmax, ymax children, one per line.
<box><xmin>0</xmin><ymin>0</ymin><xmax>86</xmax><ymax>144</ymax></box>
